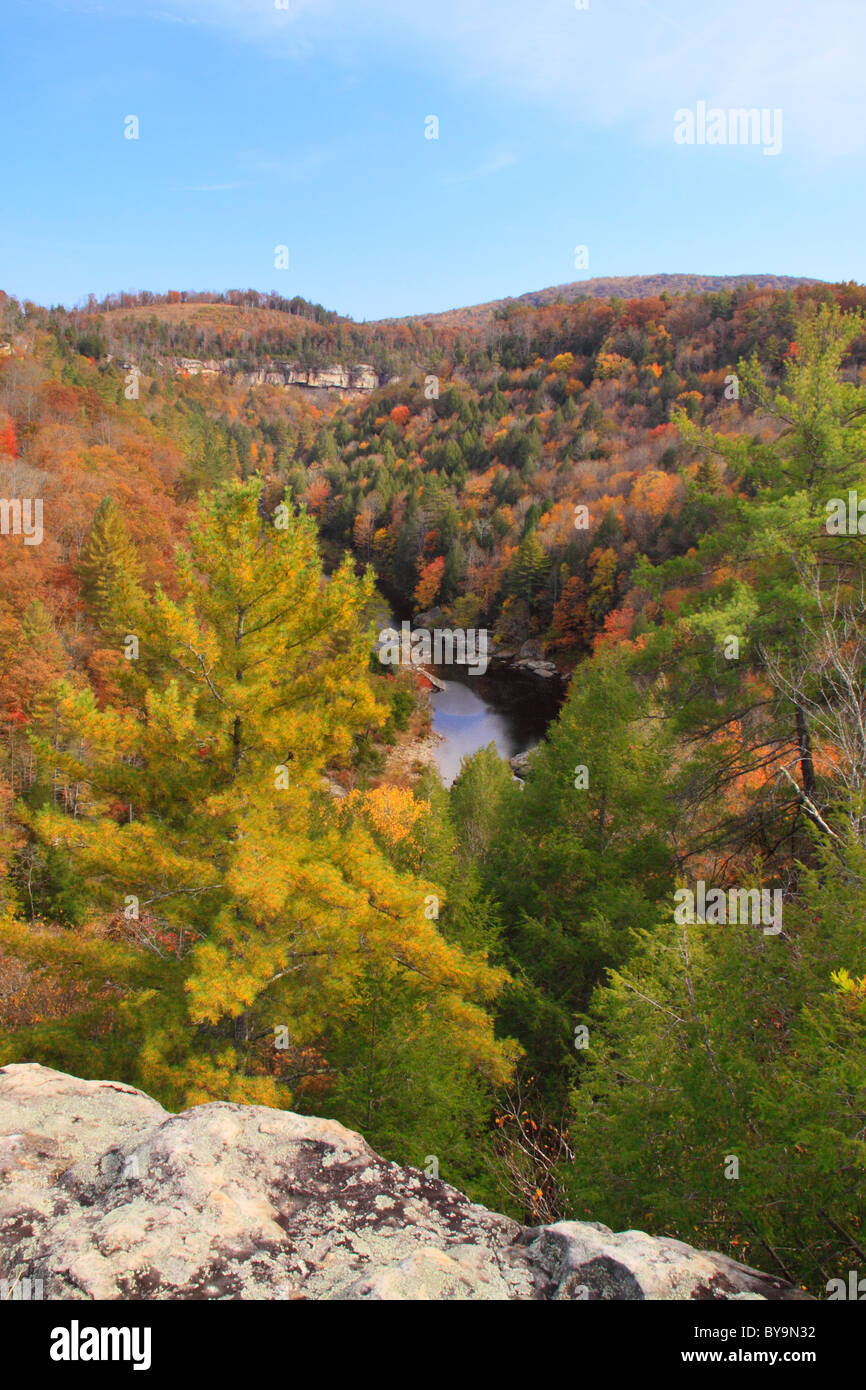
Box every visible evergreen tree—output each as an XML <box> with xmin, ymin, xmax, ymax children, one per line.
<box><xmin>2</xmin><ymin>480</ymin><xmax>514</xmax><ymax>1110</ymax></box>
<box><xmin>508</xmin><ymin>530</ymin><xmax>549</xmax><ymax>605</ymax></box>
<box><xmin>564</xmin><ymin>835</ymin><xmax>866</xmax><ymax>1294</ymax></box>
<box><xmin>318</xmin><ymin>776</ymin><xmax>514</xmax><ymax>1204</ymax></box>
<box><xmin>76</xmin><ymin>497</ymin><xmax>143</xmax><ymax>635</ymax></box>
<box><xmin>633</xmin><ymin>303</ymin><xmax>866</xmax><ymax>864</ymax></box>
<box><xmin>482</xmin><ymin>653</ymin><xmax>676</xmax><ymax>1106</ymax></box>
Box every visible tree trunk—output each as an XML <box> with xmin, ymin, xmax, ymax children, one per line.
<box><xmin>795</xmin><ymin>704</ymin><xmax>816</xmax><ymax>800</ymax></box>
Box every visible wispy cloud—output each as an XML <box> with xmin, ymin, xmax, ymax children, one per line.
<box><xmin>174</xmin><ymin>148</ymin><xmax>333</xmax><ymax>195</ymax></box>
<box><xmin>151</xmin><ymin>9</ymin><xmax>201</xmax><ymax>23</ymax></box>
<box><xmin>176</xmin><ymin>181</ymin><xmax>246</xmax><ymax>191</ymax></box>
<box><xmin>132</xmin><ymin>0</ymin><xmax>866</xmax><ymax>159</ymax></box>
<box><xmin>440</xmin><ymin>149</ymin><xmax>517</xmax><ymax>186</ymax></box>
<box><xmin>240</xmin><ymin>146</ymin><xmax>334</xmax><ymax>183</ymax></box>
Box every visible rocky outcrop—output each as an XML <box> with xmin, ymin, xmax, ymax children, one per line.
<box><xmin>514</xmin><ymin>658</ymin><xmax>559</xmax><ymax>678</ymax></box>
<box><xmin>487</xmin><ymin>644</ymin><xmax>565</xmax><ymax>685</ymax></box>
<box><xmin>173</xmin><ymin>358</ymin><xmax>385</xmax><ymax>392</ymax></box>
<box><xmin>0</xmin><ymin>1064</ymin><xmax>810</xmax><ymax>1301</ymax></box>
<box><xmin>509</xmin><ymin>750</ymin><xmax>533</xmax><ymax>779</ymax></box>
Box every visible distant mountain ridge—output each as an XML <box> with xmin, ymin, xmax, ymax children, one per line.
<box><xmin>379</xmin><ymin>273</ymin><xmax>824</xmax><ymax>331</ymax></box>
<box><xmin>0</xmin><ymin>272</ymin><xmax>837</xmax><ymax>387</ymax></box>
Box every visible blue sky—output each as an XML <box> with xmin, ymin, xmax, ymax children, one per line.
<box><xmin>2</xmin><ymin>0</ymin><xmax>864</xmax><ymax>319</ymax></box>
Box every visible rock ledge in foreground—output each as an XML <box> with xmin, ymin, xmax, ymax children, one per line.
<box><xmin>0</xmin><ymin>1063</ymin><xmax>809</xmax><ymax>1301</ymax></box>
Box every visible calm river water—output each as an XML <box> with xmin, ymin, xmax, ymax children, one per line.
<box><xmin>428</xmin><ymin>668</ymin><xmax>559</xmax><ymax>787</ymax></box>
<box><xmin>369</xmin><ymin>588</ymin><xmax>562</xmax><ymax>786</ymax></box>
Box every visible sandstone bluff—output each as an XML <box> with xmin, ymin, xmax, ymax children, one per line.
<box><xmin>0</xmin><ymin>1064</ymin><xmax>810</xmax><ymax>1301</ymax></box>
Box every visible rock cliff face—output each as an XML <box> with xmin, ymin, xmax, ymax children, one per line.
<box><xmin>0</xmin><ymin>1064</ymin><xmax>809</xmax><ymax>1301</ymax></box>
<box><xmin>173</xmin><ymin>358</ymin><xmax>385</xmax><ymax>392</ymax></box>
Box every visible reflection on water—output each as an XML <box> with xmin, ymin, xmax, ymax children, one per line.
<box><xmin>371</xmin><ymin>593</ymin><xmax>563</xmax><ymax>787</ymax></box>
<box><xmin>429</xmin><ymin>669</ymin><xmax>557</xmax><ymax>787</ymax></box>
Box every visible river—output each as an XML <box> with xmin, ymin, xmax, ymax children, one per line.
<box><xmin>369</xmin><ymin>585</ymin><xmax>562</xmax><ymax>786</ymax></box>
<box><xmin>427</xmin><ymin>666</ymin><xmax>560</xmax><ymax>787</ymax></box>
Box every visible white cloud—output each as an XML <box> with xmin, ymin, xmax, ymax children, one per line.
<box><xmin>142</xmin><ymin>0</ymin><xmax>866</xmax><ymax>158</ymax></box>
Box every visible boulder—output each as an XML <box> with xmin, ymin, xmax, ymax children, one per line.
<box><xmin>413</xmin><ymin>608</ymin><xmax>443</xmax><ymax>629</ymax></box>
<box><xmin>509</xmin><ymin>750</ymin><xmax>533</xmax><ymax>779</ymax></box>
<box><xmin>514</xmin><ymin>658</ymin><xmax>558</xmax><ymax>678</ymax></box>
<box><xmin>0</xmin><ymin>1064</ymin><xmax>810</xmax><ymax>1302</ymax></box>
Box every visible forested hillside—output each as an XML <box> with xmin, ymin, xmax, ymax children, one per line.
<box><xmin>1</xmin><ymin>277</ymin><xmax>864</xmax><ymax>1294</ymax></box>
<box><xmin>382</xmin><ymin>271</ymin><xmax>820</xmax><ymax>333</ymax></box>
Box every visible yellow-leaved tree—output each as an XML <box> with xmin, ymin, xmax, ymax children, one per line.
<box><xmin>2</xmin><ymin>479</ymin><xmax>513</xmax><ymax>1109</ymax></box>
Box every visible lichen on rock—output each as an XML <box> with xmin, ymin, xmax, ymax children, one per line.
<box><xmin>0</xmin><ymin>1064</ymin><xmax>811</xmax><ymax>1302</ymax></box>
